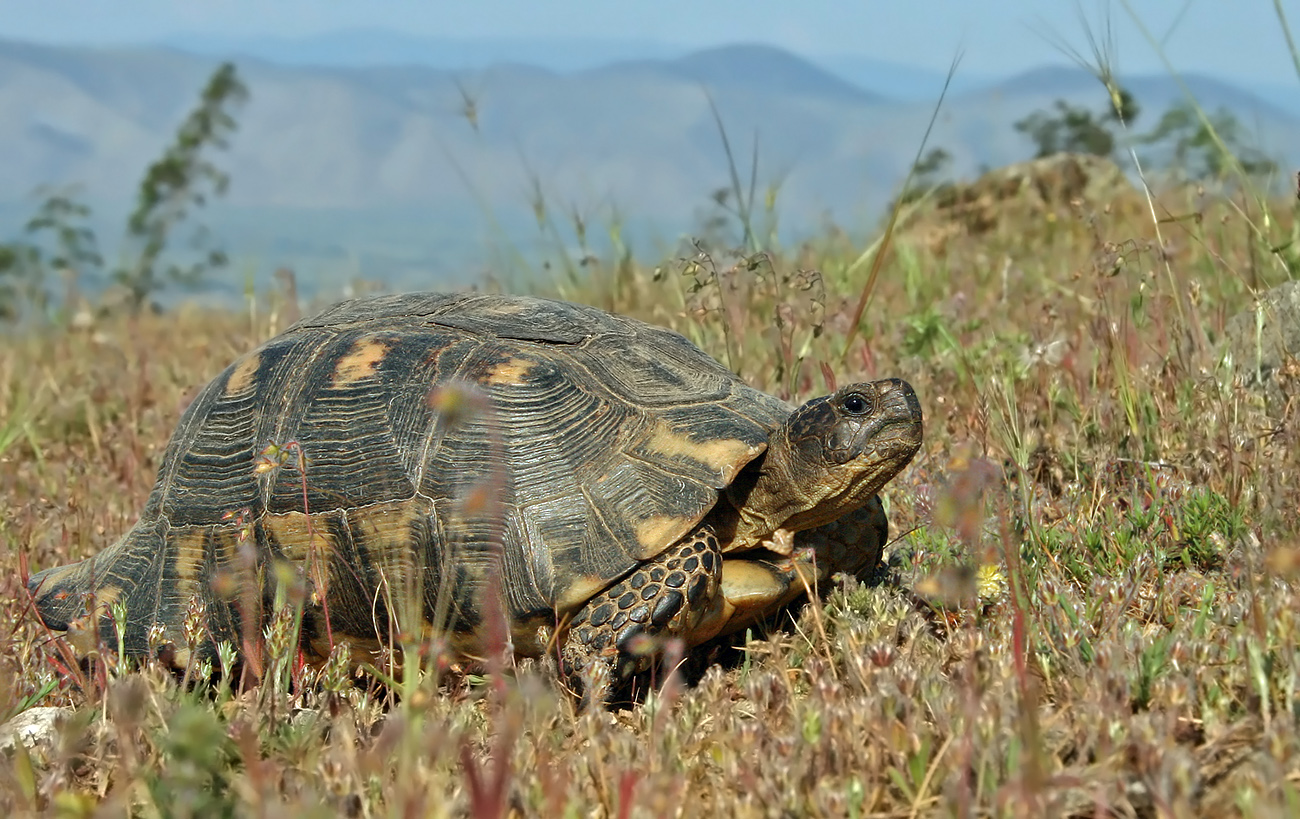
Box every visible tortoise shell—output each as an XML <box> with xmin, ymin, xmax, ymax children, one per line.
<box><xmin>29</xmin><ymin>291</ymin><xmax>797</xmax><ymax>663</ymax></box>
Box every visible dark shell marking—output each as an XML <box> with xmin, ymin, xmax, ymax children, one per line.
<box><xmin>27</xmin><ymin>292</ymin><xmax>790</xmax><ymax>667</ymax></box>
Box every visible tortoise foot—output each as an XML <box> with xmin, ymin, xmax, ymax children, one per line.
<box><xmin>560</xmin><ymin>525</ymin><xmax>723</xmax><ymax>703</ymax></box>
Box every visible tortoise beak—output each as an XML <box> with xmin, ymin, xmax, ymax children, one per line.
<box><xmin>864</xmin><ymin>378</ymin><xmax>923</xmax><ymax>457</ymax></box>
<box><xmin>822</xmin><ymin>378</ymin><xmax>923</xmax><ymax>466</ymax></box>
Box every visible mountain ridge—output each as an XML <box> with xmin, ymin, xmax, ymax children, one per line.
<box><xmin>0</xmin><ymin>36</ymin><xmax>1294</xmax><ymax>295</ymax></box>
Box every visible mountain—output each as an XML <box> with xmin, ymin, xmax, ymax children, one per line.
<box><xmin>158</xmin><ymin>29</ymin><xmax>687</xmax><ymax>73</ymax></box>
<box><xmin>600</xmin><ymin>43</ymin><xmax>886</xmax><ymax>105</ymax></box>
<box><xmin>817</xmin><ymin>55</ymin><xmax>994</xmax><ymax>100</ymax></box>
<box><xmin>990</xmin><ymin>65</ymin><xmax>1290</xmax><ymax>119</ymax></box>
<box><xmin>159</xmin><ymin>29</ymin><xmax>945</xmax><ymax>100</ymax></box>
<box><xmin>1254</xmin><ymin>82</ymin><xmax>1299</xmax><ymax>118</ymax></box>
<box><xmin>0</xmin><ymin>37</ymin><xmax>1295</xmax><ymax>299</ymax></box>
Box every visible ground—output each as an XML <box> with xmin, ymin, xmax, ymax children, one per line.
<box><xmin>1</xmin><ymin>159</ymin><xmax>1299</xmax><ymax>817</ymax></box>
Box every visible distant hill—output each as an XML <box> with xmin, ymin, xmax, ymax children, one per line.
<box><xmin>0</xmin><ymin>36</ymin><xmax>1295</xmax><ymax>298</ymax></box>
<box><xmin>601</xmin><ymin>43</ymin><xmax>886</xmax><ymax>105</ymax></box>
<box><xmin>991</xmin><ymin>64</ymin><xmax>1290</xmax><ymax>119</ymax></box>
<box><xmin>160</xmin><ymin>28</ymin><xmax>1297</xmax><ymax>113</ymax></box>
<box><xmin>158</xmin><ymin>29</ymin><xmax>956</xmax><ymax>101</ymax></box>
<box><xmin>158</xmin><ymin>29</ymin><xmax>688</xmax><ymax>74</ymax></box>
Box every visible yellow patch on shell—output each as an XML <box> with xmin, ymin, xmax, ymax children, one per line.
<box><xmin>634</xmin><ymin>514</ymin><xmax>695</xmax><ymax>556</ymax></box>
<box><xmin>205</xmin><ymin>526</ymin><xmax>251</xmax><ymax>600</ymax></box>
<box><xmin>171</xmin><ymin>646</ymin><xmax>193</xmax><ymax>669</ymax></box>
<box><xmin>644</xmin><ymin>419</ymin><xmax>765</xmax><ymax>485</ymax></box>
<box><xmin>484</xmin><ymin>357</ymin><xmax>534</xmax><ymax>386</ymax></box>
<box><xmin>210</xmin><ymin>526</ymin><xmax>245</xmax><ymax>569</ymax></box>
<box><xmin>88</xmin><ymin>582</ymin><xmax>123</xmax><ymax>614</ymax></box>
<box><xmin>263</xmin><ymin>499</ymin><xmax>430</xmax><ymax>613</ymax></box>
<box><xmin>224</xmin><ymin>352</ymin><xmax>261</xmax><ymax>397</ymax></box>
<box><xmin>166</xmin><ymin>530</ymin><xmax>209</xmax><ymax>611</ymax></box>
<box><xmin>349</xmin><ymin>502</ymin><xmax>424</xmax><ymax>596</ymax></box>
<box><xmin>554</xmin><ymin>573</ymin><xmax>618</xmax><ymax>615</ymax></box>
<box><xmin>261</xmin><ymin>511</ymin><xmax>340</xmax><ymax>601</ymax></box>
<box><xmin>169</xmin><ymin>531</ymin><xmax>206</xmax><ymax>584</ymax></box>
<box><xmin>332</xmin><ymin>336</ymin><xmax>391</xmax><ymax>386</ymax></box>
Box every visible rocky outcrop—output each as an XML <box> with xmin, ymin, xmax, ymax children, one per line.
<box><xmin>898</xmin><ymin>152</ymin><xmax>1140</xmax><ymax>252</ymax></box>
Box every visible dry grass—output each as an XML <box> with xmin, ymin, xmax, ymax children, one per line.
<box><xmin>2</xmin><ymin>169</ymin><xmax>1300</xmax><ymax>818</ymax></box>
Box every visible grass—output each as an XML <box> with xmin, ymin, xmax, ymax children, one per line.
<box><xmin>4</xmin><ymin>77</ymin><xmax>1300</xmax><ymax>817</ymax></box>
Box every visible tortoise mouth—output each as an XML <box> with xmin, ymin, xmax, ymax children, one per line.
<box><xmin>870</xmin><ymin>415</ymin><xmax>924</xmax><ymax>459</ymax></box>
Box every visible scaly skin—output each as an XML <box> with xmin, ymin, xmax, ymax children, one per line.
<box><xmin>561</xmin><ymin>525</ymin><xmax>722</xmax><ymax>699</ymax></box>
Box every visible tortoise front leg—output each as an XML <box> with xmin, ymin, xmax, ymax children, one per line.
<box><xmin>561</xmin><ymin>525</ymin><xmax>723</xmax><ymax>705</ymax></box>
<box><xmin>710</xmin><ymin>497</ymin><xmax>889</xmax><ymax>642</ymax></box>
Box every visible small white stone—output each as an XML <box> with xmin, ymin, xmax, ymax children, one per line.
<box><xmin>0</xmin><ymin>706</ymin><xmax>74</xmax><ymax>755</ymax></box>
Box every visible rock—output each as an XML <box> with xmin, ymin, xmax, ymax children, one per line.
<box><xmin>0</xmin><ymin>706</ymin><xmax>75</xmax><ymax>756</ymax></box>
<box><xmin>898</xmin><ymin>152</ymin><xmax>1140</xmax><ymax>253</ymax></box>
<box><xmin>1221</xmin><ymin>280</ymin><xmax>1300</xmax><ymax>416</ymax></box>
<box><xmin>936</xmin><ymin>153</ymin><xmax>1134</xmax><ymax>221</ymax></box>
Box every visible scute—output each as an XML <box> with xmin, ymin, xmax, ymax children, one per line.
<box><xmin>28</xmin><ymin>291</ymin><xmax>798</xmax><ymax>661</ymax></box>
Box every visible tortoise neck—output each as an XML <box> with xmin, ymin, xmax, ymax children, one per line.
<box><xmin>723</xmin><ymin>425</ymin><xmax>812</xmax><ymax>549</ymax></box>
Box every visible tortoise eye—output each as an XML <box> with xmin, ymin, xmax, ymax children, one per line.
<box><xmin>842</xmin><ymin>392</ymin><xmax>872</xmax><ymax>416</ymax></box>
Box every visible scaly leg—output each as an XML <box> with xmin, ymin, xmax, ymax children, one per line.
<box><xmin>561</xmin><ymin>525</ymin><xmax>723</xmax><ymax>704</ymax></box>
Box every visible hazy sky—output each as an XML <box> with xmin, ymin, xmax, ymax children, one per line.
<box><xmin>0</xmin><ymin>0</ymin><xmax>1294</xmax><ymax>85</ymax></box>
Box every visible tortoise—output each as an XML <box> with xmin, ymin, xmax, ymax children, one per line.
<box><xmin>26</xmin><ymin>291</ymin><xmax>922</xmax><ymax>698</ymax></box>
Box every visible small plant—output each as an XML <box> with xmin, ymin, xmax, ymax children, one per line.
<box><xmin>1137</xmin><ymin>100</ymin><xmax>1280</xmax><ymax>184</ymax></box>
<box><xmin>0</xmin><ymin>185</ymin><xmax>102</xmax><ymax>323</ymax></box>
<box><xmin>144</xmin><ymin>701</ymin><xmax>241</xmax><ymax>818</ymax></box>
<box><xmin>114</xmin><ymin>61</ymin><xmax>249</xmax><ymax>312</ymax></box>
<box><xmin>1013</xmin><ymin>85</ymin><xmax>1140</xmax><ymax>162</ymax></box>
<box><xmin>895</xmin><ymin>147</ymin><xmax>956</xmax><ymax>207</ymax></box>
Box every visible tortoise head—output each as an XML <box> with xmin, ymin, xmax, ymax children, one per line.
<box><xmin>726</xmin><ymin>378</ymin><xmax>923</xmax><ymax>549</ymax></box>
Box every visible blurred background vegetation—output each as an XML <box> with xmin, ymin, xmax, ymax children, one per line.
<box><xmin>0</xmin><ymin>17</ymin><xmax>1294</xmax><ymax>325</ymax></box>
